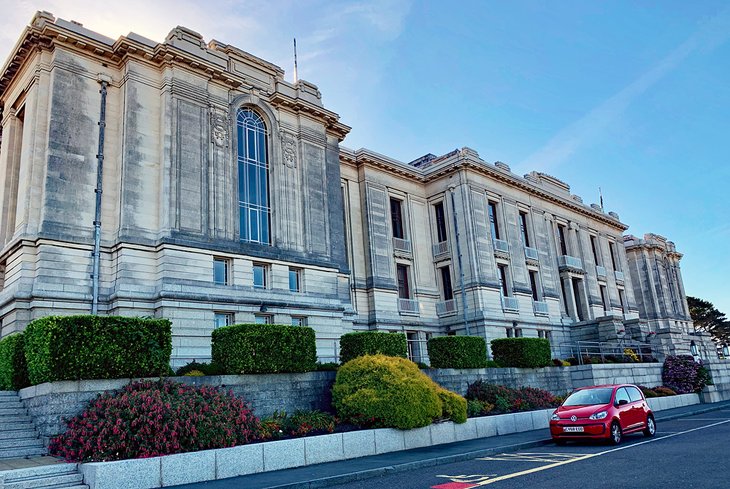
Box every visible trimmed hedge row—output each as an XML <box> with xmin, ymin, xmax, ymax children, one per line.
<box><xmin>24</xmin><ymin>316</ymin><xmax>172</xmax><ymax>385</ymax></box>
<box><xmin>0</xmin><ymin>333</ymin><xmax>29</xmax><ymax>390</ymax></box>
<box><xmin>339</xmin><ymin>331</ymin><xmax>407</xmax><ymax>363</ymax></box>
<box><xmin>490</xmin><ymin>338</ymin><xmax>551</xmax><ymax>368</ymax></box>
<box><xmin>428</xmin><ymin>336</ymin><xmax>488</xmax><ymax>369</ymax></box>
<box><xmin>212</xmin><ymin>324</ymin><xmax>317</xmax><ymax>374</ymax></box>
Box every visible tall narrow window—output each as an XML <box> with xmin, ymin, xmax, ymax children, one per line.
<box><xmin>529</xmin><ymin>270</ymin><xmax>540</xmax><ymax>301</ymax></box>
<box><xmin>488</xmin><ymin>201</ymin><xmax>500</xmax><ymax>240</ymax></box>
<box><xmin>390</xmin><ymin>198</ymin><xmax>404</xmax><ymax>239</ymax></box>
<box><xmin>213</xmin><ymin>257</ymin><xmax>230</xmax><ymax>285</ymax></box>
<box><xmin>618</xmin><ymin>288</ymin><xmax>626</xmax><ymax>313</ymax></box>
<box><xmin>396</xmin><ymin>264</ymin><xmax>411</xmax><ymax>299</ymax></box>
<box><xmin>608</xmin><ymin>241</ymin><xmax>619</xmax><ymax>271</ymax></box>
<box><xmin>599</xmin><ymin>285</ymin><xmax>608</xmax><ymax>312</ymax></box>
<box><xmin>253</xmin><ymin>263</ymin><xmax>269</xmax><ymax>289</ymax></box>
<box><xmin>289</xmin><ymin>267</ymin><xmax>302</xmax><ymax>292</ymax></box>
<box><xmin>498</xmin><ymin>265</ymin><xmax>509</xmax><ymax>297</ymax></box>
<box><xmin>557</xmin><ymin>224</ymin><xmax>568</xmax><ymax>255</ymax></box>
<box><xmin>434</xmin><ymin>202</ymin><xmax>447</xmax><ymax>243</ymax></box>
<box><xmin>439</xmin><ymin>266</ymin><xmax>453</xmax><ymax>301</ymax></box>
<box><xmin>590</xmin><ymin>235</ymin><xmax>601</xmax><ymax>265</ymax></box>
<box><xmin>519</xmin><ymin>211</ymin><xmax>530</xmax><ymax>247</ymax></box>
<box><xmin>237</xmin><ymin>108</ymin><xmax>270</xmax><ymax>244</ymax></box>
<box><xmin>572</xmin><ymin>278</ymin><xmax>585</xmax><ymax>321</ymax></box>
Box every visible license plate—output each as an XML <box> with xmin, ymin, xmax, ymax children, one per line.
<box><xmin>563</xmin><ymin>426</ymin><xmax>584</xmax><ymax>432</ymax></box>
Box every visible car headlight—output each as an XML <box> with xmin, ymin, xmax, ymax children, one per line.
<box><xmin>589</xmin><ymin>411</ymin><xmax>608</xmax><ymax>420</ymax></box>
<box><xmin>551</xmin><ymin>413</ymin><xmax>560</xmax><ymax>421</ymax></box>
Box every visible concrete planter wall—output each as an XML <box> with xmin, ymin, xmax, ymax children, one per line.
<box><xmin>78</xmin><ymin>393</ymin><xmax>700</xmax><ymax>489</ymax></box>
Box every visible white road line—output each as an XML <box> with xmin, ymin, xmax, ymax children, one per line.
<box><xmin>471</xmin><ymin>418</ymin><xmax>730</xmax><ymax>486</ymax></box>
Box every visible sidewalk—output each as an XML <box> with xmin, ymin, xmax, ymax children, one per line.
<box><xmin>175</xmin><ymin>400</ymin><xmax>730</xmax><ymax>489</ymax></box>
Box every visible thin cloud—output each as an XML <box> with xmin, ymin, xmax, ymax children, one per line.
<box><xmin>517</xmin><ymin>6</ymin><xmax>730</xmax><ymax>174</ymax></box>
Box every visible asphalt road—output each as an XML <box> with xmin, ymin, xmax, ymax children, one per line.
<box><xmin>325</xmin><ymin>409</ymin><xmax>730</xmax><ymax>489</ymax></box>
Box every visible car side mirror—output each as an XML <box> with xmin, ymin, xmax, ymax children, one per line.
<box><xmin>617</xmin><ymin>399</ymin><xmax>628</xmax><ymax>406</ymax></box>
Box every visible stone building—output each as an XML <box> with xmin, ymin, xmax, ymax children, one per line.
<box><xmin>0</xmin><ymin>13</ymin><xmax>695</xmax><ymax>365</ymax></box>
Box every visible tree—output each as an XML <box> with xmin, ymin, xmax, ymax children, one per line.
<box><xmin>687</xmin><ymin>296</ymin><xmax>730</xmax><ymax>344</ymax></box>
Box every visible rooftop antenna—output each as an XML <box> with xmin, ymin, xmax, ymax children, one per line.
<box><xmin>599</xmin><ymin>186</ymin><xmax>604</xmax><ymax>210</ymax></box>
<box><xmin>293</xmin><ymin>38</ymin><xmax>298</xmax><ymax>84</ymax></box>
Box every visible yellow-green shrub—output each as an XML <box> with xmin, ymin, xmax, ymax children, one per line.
<box><xmin>332</xmin><ymin>354</ymin><xmax>466</xmax><ymax>429</ymax></box>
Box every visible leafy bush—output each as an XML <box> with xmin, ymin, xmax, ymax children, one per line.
<box><xmin>552</xmin><ymin>358</ymin><xmax>570</xmax><ymax>367</ymax></box>
<box><xmin>486</xmin><ymin>360</ymin><xmax>501</xmax><ymax>368</ymax></box>
<box><xmin>416</xmin><ymin>362</ymin><xmax>431</xmax><ymax>369</ymax></box>
<box><xmin>212</xmin><ymin>324</ymin><xmax>316</xmax><ymax>374</ymax></box>
<box><xmin>339</xmin><ymin>332</ymin><xmax>407</xmax><ymax>364</ymax></box>
<box><xmin>465</xmin><ymin>380</ymin><xmax>559</xmax><ymax>414</ymax></box>
<box><xmin>466</xmin><ymin>400</ymin><xmax>495</xmax><ymax>417</ymax></box>
<box><xmin>623</xmin><ymin>348</ymin><xmax>640</xmax><ymax>363</ymax></box>
<box><xmin>427</xmin><ymin>336</ymin><xmax>487</xmax><ymax>369</ymax></box>
<box><xmin>652</xmin><ymin>386</ymin><xmax>677</xmax><ymax>397</ymax></box>
<box><xmin>0</xmin><ymin>333</ymin><xmax>29</xmax><ymax>390</ymax></box>
<box><xmin>315</xmin><ymin>362</ymin><xmax>340</xmax><ymax>371</ymax></box>
<box><xmin>639</xmin><ymin>385</ymin><xmax>657</xmax><ymax>398</ymax></box>
<box><xmin>332</xmin><ymin>354</ymin><xmax>466</xmax><ymax>429</ymax></box>
<box><xmin>184</xmin><ymin>370</ymin><xmax>205</xmax><ymax>377</ymax></box>
<box><xmin>566</xmin><ymin>357</ymin><xmax>579</xmax><ymax>366</ymax></box>
<box><xmin>23</xmin><ymin>316</ymin><xmax>172</xmax><ymax>385</ymax></box>
<box><xmin>490</xmin><ymin>338</ymin><xmax>551</xmax><ymax>368</ymax></box>
<box><xmin>175</xmin><ymin>361</ymin><xmax>224</xmax><ymax>377</ymax></box>
<box><xmin>49</xmin><ymin>380</ymin><xmax>259</xmax><ymax>462</ymax></box>
<box><xmin>662</xmin><ymin>355</ymin><xmax>709</xmax><ymax>394</ymax></box>
<box><xmin>259</xmin><ymin>410</ymin><xmax>336</xmax><ymax>440</ymax></box>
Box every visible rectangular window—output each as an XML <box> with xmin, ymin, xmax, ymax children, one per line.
<box><xmin>213</xmin><ymin>257</ymin><xmax>230</xmax><ymax>285</ymax></box>
<box><xmin>529</xmin><ymin>270</ymin><xmax>540</xmax><ymax>301</ymax></box>
<box><xmin>599</xmin><ymin>285</ymin><xmax>608</xmax><ymax>312</ymax></box>
<box><xmin>557</xmin><ymin>224</ymin><xmax>568</xmax><ymax>255</ymax></box>
<box><xmin>434</xmin><ymin>202</ymin><xmax>447</xmax><ymax>243</ymax></box>
<box><xmin>390</xmin><ymin>197</ymin><xmax>405</xmax><ymax>239</ymax></box>
<box><xmin>505</xmin><ymin>327</ymin><xmax>514</xmax><ymax>338</ymax></box>
<box><xmin>289</xmin><ymin>267</ymin><xmax>301</xmax><ymax>292</ymax></box>
<box><xmin>538</xmin><ymin>330</ymin><xmax>552</xmax><ymax>341</ymax></box>
<box><xmin>253</xmin><ymin>263</ymin><xmax>268</xmax><ymax>288</ymax></box>
<box><xmin>608</xmin><ymin>241</ymin><xmax>619</xmax><ymax>271</ymax></box>
<box><xmin>590</xmin><ymin>235</ymin><xmax>601</xmax><ymax>265</ymax></box>
<box><xmin>618</xmin><ymin>288</ymin><xmax>626</xmax><ymax>313</ymax></box>
<box><xmin>572</xmin><ymin>278</ymin><xmax>585</xmax><ymax>321</ymax></box>
<box><xmin>214</xmin><ymin>312</ymin><xmax>233</xmax><ymax>329</ymax></box>
<box><xmin>439</xmin><ymin>265</ymin><xmax>453</xmax><ymax>301</ymax></box>
<box><xmin>498</xmin><ymin>264</ymin><xmax>509</xmax><ymax>297</ymax></box>
<box><xmin>254</xmin><ymin>314</ymin><xmax>273</xmax><ymax>324</ymax></box>
<box><xmin>519</xmin><ymin>211</ymin><xmax>530</xmax><ymax>247</ymax></box>
<box><xmin>488</xmin><ymin>201</ymin><xmax>500</xmax><ymax>240</ymax></box>
<box><xmin>291</xmin><ymin>316</ymin><xmax>307</xmax><ymax>327</ymax></box>
<box><xmin>396</xmin><ymin>264</ymin><xmax>411</xmax><ymax>299</ymax></box>
<box><xmin>515</xmin><ymin>328</ymin><xmax>523</xmax><ymax>338</ymax></box>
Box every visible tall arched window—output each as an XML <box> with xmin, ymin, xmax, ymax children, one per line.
<box><xmin>237</xmin><ymin>108</ymin><xmax>270</xmax><ymax>244</ymax></box>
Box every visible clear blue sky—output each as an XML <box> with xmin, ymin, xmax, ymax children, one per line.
<box><xmin>1</xmin><ymin>1</ymin><xmax>728</xmax><ymax>314</ymax></box>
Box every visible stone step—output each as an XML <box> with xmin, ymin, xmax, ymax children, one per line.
<box><xmin>0</xmin><ymin>420</ymin><xmax>34</xmax><ymax>431</ymax></box>
<box><xmin>0</xmin><ymin>399</ymin><xmax>25</xmax><ymax>408</ymax></box>
<box><xmin>0</xmin><ymin>445</ymin><xmax>47</xmax><ymax>459</ymax></box>
<box><xmin>0</xmin><ymin>406</ymin><xmax>28</xmax><ymax>416</ymax></box>
<box><xmin>0</xmin><ymin>414</ymin><xmax>32</xmax><ymax>423</ymax></box>
<box><xmin>4</xmin><ymin>472</ymin><xmax>85</xmax><ymax>489</ymax></box>
<box><xmin>0</xmin><ymin>436</ymin><xmax>44</xmax><ymax>450</ymax></box>
<box><xmin>0</xmin><ymin>390</ymin><xmax>18</xmax><ymax>397</ymax></box>
<box><xmin>1</xmin><ymin>463</ymin><xmax>77</xmax><ymax>480</ymax></box>
<box><xmin>0</xmin><ymin>429</ymin><xmax>38</xmax><ymax>440</ymax></box>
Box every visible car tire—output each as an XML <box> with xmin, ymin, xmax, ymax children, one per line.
<box><xmin>643</xmin><ymin>415</ymin><xmax>656</xmax><ymax>437</ymax></box>
<box><xmin>610</xmin><ymin>421</ymin><xmax>622</xmax><ymax>445</ymax></box>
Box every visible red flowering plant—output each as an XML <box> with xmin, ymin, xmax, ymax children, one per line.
<box><xmin>49</xmin><ymin>380</ymin><xmax>260</xmax><ymax>462</ymax></box>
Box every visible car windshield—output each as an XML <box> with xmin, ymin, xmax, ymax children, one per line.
<box><xmin>563</xmin><ymin>388</ymin><xmax>613</xmax><ymax>406</ymax></box>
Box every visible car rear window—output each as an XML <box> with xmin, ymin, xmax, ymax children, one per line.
<box><xmin>563</xmin><ymin>388</ymin><xmax>614</xmax><ymax>406</ymax></box>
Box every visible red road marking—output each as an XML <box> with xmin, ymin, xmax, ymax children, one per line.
<box><xmin>431</xmin><ymin>483</ymin><xmax>478</xmax><ymax>489</ymax></box>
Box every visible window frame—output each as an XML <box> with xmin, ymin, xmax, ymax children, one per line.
<box><xmin>213</xmin><ymin>312</ymin><xmax>234</xmax><ymax>329</ymax></box>
<box><xmin>253</xmin><ymin>262</ymin><xmax>269</xmax><ymax>289</ymax></box>
<box><xmin>237</xmin><ymin>108</ymin><xmax>271</xmax><ymax>245</ymax></box>
<box><xmin>213</xmin><ymin>257</ymin><xmax>230</xmax><ymax>286</ymax></box>
<box><xmin>288</xmin><ymin>267</ymin><xmax>302</xmax><ymax>293</ymax></box>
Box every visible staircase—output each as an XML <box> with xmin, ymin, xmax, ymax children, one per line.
<box><xmin>0</xmin><ymin>391</ymin><xmax>45</xmax><ymax>459</ymax></box>
<box><xmin>0</xmin><ymin>391</ymin><xmax>88</xmax><ymax>489</ymax></box>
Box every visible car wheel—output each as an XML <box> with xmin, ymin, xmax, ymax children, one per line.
<box><xmin>643</xmin><ymin>415</ymin><xmax>656</xmax><ymax>437</ymax></box>
<box><xmin>610</xmin><ymin>421</ymin><xmax>622</xmax><ymax>445</ymax></box>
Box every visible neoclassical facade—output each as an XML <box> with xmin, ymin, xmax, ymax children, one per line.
<box><xmin>0</xmin><ymin>13</ymin><xmax>695</xmax><ymax>365</ymax></box>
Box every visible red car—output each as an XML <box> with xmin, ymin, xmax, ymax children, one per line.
<box><xmin>550</xmin><ymin>384</ymin><xmax>656</xmax><ymax>444</ymax></box>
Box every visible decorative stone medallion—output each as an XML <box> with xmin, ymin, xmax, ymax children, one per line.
<box><xmin>281</xmin><ymin>131</ymin><xmax>298</xmax><ymax>168</ymax></box>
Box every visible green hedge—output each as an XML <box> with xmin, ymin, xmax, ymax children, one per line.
<box><xmin>24</xmin><ymin>316</ymin><xmax>172</xmax><ymax>385</ymax></box>
<box><xmin>212</xmin><ymin>324</ymin><xmax>317</xmax><ymax>374</ymax></box>
<box><xmin>0</xmin><ymin>333</ymin><xmax>29</xmax><ymax>390</ymax></box>
<box><xmin>490</xmin><ymin>338</ymin><xmax>551</xmax><ymax>368</ymax></box>
<box><xmin>339</xmin><ymin>331</ymin><xmax>407</xmax><ymax>363</ymax></box>
<box><xmin>427</xmin><ymin>336</ymin><xmax>488</xmax><ymax>369</ymax></box>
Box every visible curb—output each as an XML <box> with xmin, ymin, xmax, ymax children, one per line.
<box><xmin>262</xmin><ymin>401</ymin><xmax>730</xmax><ymax>489</ymax></box>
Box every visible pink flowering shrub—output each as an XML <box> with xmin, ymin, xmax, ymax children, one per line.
<box><xmin>49</xmin><ymin>380</ymin><xmax>260</xmax><ymax>462</ymax></box>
